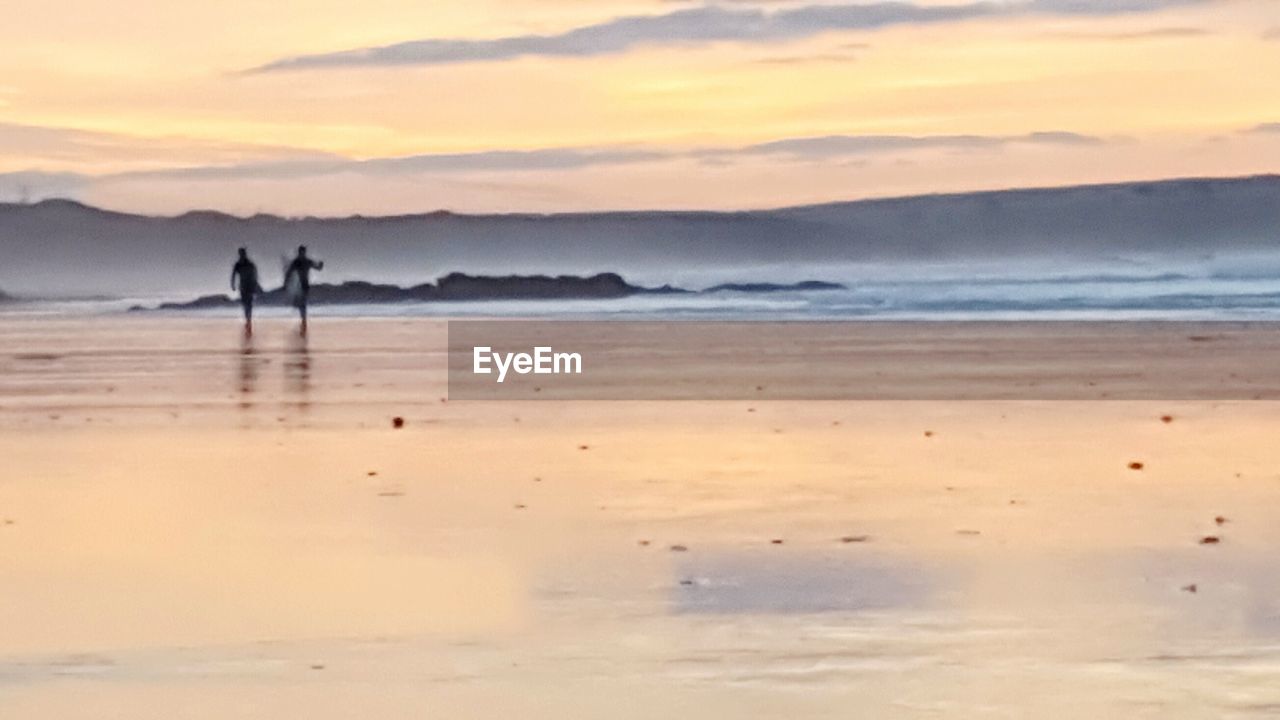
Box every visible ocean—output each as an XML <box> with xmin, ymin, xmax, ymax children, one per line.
<box><xmin>8</xmin><ymin>263</ymin><xmax>1280</xmax><ymax>321</ymax></box>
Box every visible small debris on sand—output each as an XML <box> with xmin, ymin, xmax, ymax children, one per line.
<box><xmin>1181</xmin><ymin>584</ymin><xmax>1198</xmax><ymax>594</ymax></box>
<box><xmin>391</xmin><ymin>416</ymin><xmax>405</xmax><ymax>429</ymax></box>
<box><xmin>956</xmin><ymin>529</ymin><xmax>981</xmax><ymax>536</ymax></box>
<box><xmin>310</xmin><ymin>664</ymin><xmax>325</xmax><ymax>670</ymax></box>
<box><xmin>1199</xmin><ymin>536</ymin><xmax>1221</xmax><ymax>545</ymax></box>
<box><xmin>1214</xmin><ymin>516</ymin><xmax>1228</xmax><ymax>525</ymax></box>
<box><xmin>533</xmin><ymin>477</ymin><xmax>542</xmax><ymax>483</ymax></box>
<box><xmin>1160</xmin><ymin>415</ymin><xmax>1174</xmax><ymax>423</ymax></box>
<box><xmin>637</xmin><ymin>540</ymin><xmax>650</xmax><ymax>547</ymax></box>
<box><xmin>669</xmin><ymin>544</ymin><xmax>688</xmax><ymax>552</ymax></box>
<box><xmin>770</xmin><ymin>539</ymin><xmax>784</xmax><ymax>545</ymax></box>
<box><xmin>578</xmin><ymin>444</ymin><xmax>590</xmax><ymax>450</ymax></box>
<box><xmin>376</xmin><ymin>490</ymin><xmax>404</xmax><ymax>498</ymax></box>
<box><xmin>513</xmin><ymin>503</ymin><xmax>526</xmax><ymax>510</ymax></box>
<box><xmin>1128</xmin><ymin>462</ymin><xmax>1145</xmax><ymax>471</ymax></box>
<box><xmin>679</xmin><ymin>579</ymin><xmax>694</xmax><ymax>586</ymax></box>
<box><xmin>924</xmin><ymin>431</ymin><xmax>934</xmax><ymax>438</ymax></box>
<box><xmin>839</xmin><ymin>535</ymin><xmax>870</xmax><ymax>543</ymax></box>
<box><xmin>746</xmin><ymin>408</ymin><xmax>756</xmax><ymax>413</ymax></box>
<box><xmin>367</xmin><ymin>471</ymin><xmax>378</xmax><ymax>476</ymax></box>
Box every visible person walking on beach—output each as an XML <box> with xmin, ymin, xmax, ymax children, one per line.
<box><xmin>284</xmin><ymin>245</ymin><xmax>324</xmax><ymax>334</ymax></box>
<box><xmin>230</xmin><ymin>247</ymin><xmax>262</xmax><ymax>334</ymax></box>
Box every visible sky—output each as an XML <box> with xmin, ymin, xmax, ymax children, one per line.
<box><xmin>0</xmin><ymin>0</ymin><xmax>1276</xmax><ymax>215</ymax></box>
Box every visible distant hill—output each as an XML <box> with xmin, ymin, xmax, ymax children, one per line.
<box><xmin>2</xmin><ymin>175</ymin><xmax>1278</xmax><ymax>297</ymax></box>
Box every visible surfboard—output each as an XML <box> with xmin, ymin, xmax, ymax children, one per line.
<box><xmin>282</xmin><ymin>256</ymin><xmax>305</xmax><ymax>308</ymax></box>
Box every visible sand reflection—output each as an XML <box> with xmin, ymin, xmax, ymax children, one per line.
<box><xmin>237</xmin><ymin>332</ymin><xmax>261</xmax><ymax>411</ymax></box>
<box><xmin>283</xmin><ymin>330</ymin><xmax>311</xmax><ymax>416</ymax></box>
<box><xmin>671</xmin><ymin>552</ymin><xmax>933</xmax><ymax>615</ymax></box>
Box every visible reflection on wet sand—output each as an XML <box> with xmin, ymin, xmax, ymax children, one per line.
<box><xmin>282</xmin><ymin>330</ymin><xmax>311</xmax><ymax>416</ymax></box>
<box><xmin>671</xmin><ymin>553</ymin><xmax>934</xmax><ymax>615</ymax></box>
<box><xmin>237</xmin><ymin>332</ymin><xmax>260</xmax><ymax>411</ymax></box>
<box><xmin>3</xmin><ymin>317</ymin><xmax>1280</xmax><ymax>719</ymax></box>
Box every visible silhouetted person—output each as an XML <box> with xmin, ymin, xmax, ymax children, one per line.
<box><xmin>284</xmin><ymin>245</ymin><xmax>324</xmax><ymax>334</ymax></box>
<box><xmin>230</xmin><ymin>247</ymin><xmax>262</xmax><ymax>334</ymax></box>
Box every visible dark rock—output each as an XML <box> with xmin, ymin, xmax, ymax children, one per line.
<box><xmin>704</xmin><ymin>280</ymin><xmax>846</xmax><ymax>293</ymax></box>
<box><xmin>139</xmin><ymin>272</ymin><xmax>686</xmax><ymax>310</ymax></box>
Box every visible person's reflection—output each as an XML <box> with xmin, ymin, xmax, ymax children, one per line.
<box><xmin>283</xmin><ymin>330</ymin><xmax>312</xmax><ymax>416</ymax></box>
<box><xmin>237</xmin><ymin>332</ymin><xmax>260</xmax><ymax>412</ymax></box>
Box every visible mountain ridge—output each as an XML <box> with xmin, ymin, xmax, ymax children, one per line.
<box><xmin>3</xmin><ymin>174</ymin><xmax>1278</xmax><ymax>297</ymax></box>
<box><xmin>5</xmin><ymin>173</ymin><xmax>1277</xmax><ymax>223</ymax></box>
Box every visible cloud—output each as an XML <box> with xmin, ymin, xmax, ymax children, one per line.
<box><xmin>108</xmin><ymin>147</ymin><xmax>668</xmax><ymax>182</ymax></box>
<box><xmin>1244</xmin><ymin>123</ymin><xmax>1280</xmax><ymax>135</ymax></box>
<box><xmin>246</xmin><ymin>0</ymin><xmax>1206</xmax><ymax>73</ymax></box>
<box><xmin>0</xmin><ymin>121</ymin><xmax>339</xmax><ymax>167</ymax></box>
<box><xmin>0</xmin><ymin>170</ymin><xmax>92</xmax><ymax>203</ymax></box>
<box><xmin>723</xmin><ymin>131</ymin><xmax>1105</xmax><ymax>158</ymax></box>
<box><xmin>1264</xmin><ymin>27</ymin><xmax>1280</xmax><ymax>41</ymax></box>
<box><xmin>78</xmin><ymin>130</ymin><xmax>1107</xmax><ymax>185</ymax></box>
<box><xmin>1042</xmin><ymin>27</ymin><xmax>1209</xmax><ymax>41</ymax></box>
<box><xmin>754</xmin><ymin>51</ymin><xmax>859</xmax><ymax>64</ymax></box>
<box><xmin>2</xmin><ymin>130</ymin><xmax>1107</xmax><ymax>202</ymax></box>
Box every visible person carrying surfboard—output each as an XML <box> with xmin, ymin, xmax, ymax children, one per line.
<box><xmin>284</xmin><ymin>245</ymin><xmax>324</xmax><ymax>334</ymax></box>
<box><xmin>230</xmin><ymin>247</ymin><xmax>263</xmax><ymax>334</ymax></box>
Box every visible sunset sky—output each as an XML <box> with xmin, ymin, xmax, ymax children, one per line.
<box><xmin>0</xmin><ymin>0</ymin><xmax>1277</xmax><ymax>215</ymax></box>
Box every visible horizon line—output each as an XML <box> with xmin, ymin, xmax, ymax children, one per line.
<box><xmin>2</xmin><ymin>171</ymin><xmax>1277</xmax><ymax>223</ymax></box>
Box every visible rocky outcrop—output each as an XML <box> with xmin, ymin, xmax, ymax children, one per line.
<box><xmin>141</xmin><ymin>272</ymin><xmax>690</xmax><ymax>311</ymax></box>
<box><xmin>704</xmin><ymin>281</ymin><xmax>846</xmax><ymax>293</ymax></box>
<box><xmin>135</xmin><ymin>273</ymin><xmax>854</xmax><ymax>311</ymax></box>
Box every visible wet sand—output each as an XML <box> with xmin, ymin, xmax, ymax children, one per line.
<box><xmin>2</xmin><ymin>316</ymin><xmax>1279</xmax><ymax>718</ymax></box>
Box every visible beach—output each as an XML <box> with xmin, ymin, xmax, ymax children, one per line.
<box><xmin>2</xmin><ymin>315</ymin><xmax>1280</xmax><ymax>718</ymax></box>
